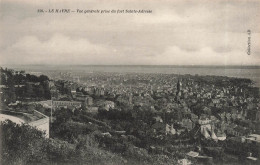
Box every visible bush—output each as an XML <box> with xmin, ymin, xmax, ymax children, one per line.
<box><xmin>0</xmin><ymin>120</ymin><xmax>125</xmax><ymax>165</ymax></box>
<box><xmin>44</xmin><ymin>138</ymin><xmax>76</xmax><ymax>163</ymax></box>
<box><xmin>1</xmin><ymin>120</ymin><xmax>47</xmax><ymax>165</ymax></box>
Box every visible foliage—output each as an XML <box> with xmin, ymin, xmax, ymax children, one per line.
<box><xmin>1</xmin><ymin>120</ymin><xmax>47</xmax><ymax>165</ymax></box>
<box><xmin>0</xmin><ymin>67</ymin><xmax>51</xmax><ymax>104</ymax></box>
<box><xmin>0</xmin><ymin>120</ymin><xmax>126</xmax><ymax>165</ymax></box>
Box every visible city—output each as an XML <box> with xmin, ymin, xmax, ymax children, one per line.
<box><xmin>1</xmin><ymin>66</ymin><xmax>259</xmax><ymax>164</ymax></box>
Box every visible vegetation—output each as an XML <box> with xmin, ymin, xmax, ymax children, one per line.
<box><xmin>0</xmin><ymin>120</ymin><xmax>125</xmax><ymax>165</ymax></box>
<box><xmin>0</xmin><ymin>67</ymin><xmax>51</xmax><ymax>104</ymax></box>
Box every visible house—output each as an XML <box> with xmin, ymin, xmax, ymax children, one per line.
<box><xmin>245</xmin><ymin>134</ymin><xmax>260</xmax><ymax>144</ymax></box>
<box><xmin>151</xmin><ymin>122</ymin><xmax>176</xmax><ymax>135</ymax></box>
<box><xmin>226</xmin><ymin>125</ymin><xmax>251</xmax><ymax>137</ymax></box>
<box><xmin>190</xmin><ymin>113</ymin><xmax>199</xmax><ymax>122</ymax></box>
<box><xmin>87</xmin><ymin>107</ymin><xmax>99</xmax><ymax>114</ymax></box>
<box><xmin>202</xmin><ymin>107</ymin><xmax>211</xmax><ymax>114</ymax></box>
<box><xmin>198</xmin><ymin>115</ymin><xmax>211</xmax><ymax>125</ymax></box>
<box><xmin>151</xmin><ymin>122</ymin><xmax>166</xmax><ymax>135</ymax></box>
<box><xmin>180</xmin><ymin>118</ymin><xmax>194</xmax><ymax>130</ymax></box>
<box><xmin>210</xmin><ymin>115</ymin><xmax>218</xmax><ymax>122</ymax></box>
<box><xmin>103</xmin><ymin>101</ymin><xmax>115</xmax><ymax>111</ymax></box>
<box><xmin>101</xmin><ymin>132</ymin><xmax>112</xmax><ymax>137</ymax></box>
<box><xmin>246</xmin><ymin>156</ymin><xmax>258</xmax><ymax>163</ymax></box>
<box><xmin>212</xmin><ymin>99</ymin><xmax>220</xmax><ymax>104</ymax></box>
<box><xmin>256</xmin><ymin>110</ymin><xmax>260</xmax><ymax>121</ymax></box>
<box><xmin>166</xmin><ymin>124</ymin><xmax>176</xmax><ymax>135</ymax></box>
<box><xmin>114</xmin><ymin>131</ymin><xmax>126</xmax><ymax>135</ymax></box>
<box><xmin>215</xmin><ymin>131</ymin><xmax>226</xmax><ymax>141</ymax></box>
<box><xmin>225</xmin><ymin>113</ymin><xmax>232</xmax><ymax>121</ymax></box>
<box><xmin>178</xmin><ymin>159</ymin><xmax>192</xmax><ymax>165</ymax></box>
<box><xmin>153</xmin><ymin>116</ymin><xmax>163</xmax><ymax>123</ymax></box>
<box><xmin>76</xmin><ymin>95</ymin><xmax>93</xmax><ymax>106</ymax></box>
<box><xmin>186</xmin><ymin>151</ymin><xmax>199</xmax><ymax>158</ymax></box>
<box><xmin>52</xmin><ymin>100</ymin><xmax>82</xmax><ymax>108</ymax></box>
<box><xmin>177</xmin><ymin>128</ymin><xmax>186</xmax><ymax>135</ymax></box>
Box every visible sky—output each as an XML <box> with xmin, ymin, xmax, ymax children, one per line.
<box><xmin>0</xmin><ymin>0</ymin><xmax>260</xmax><ymax>66</ymax></box>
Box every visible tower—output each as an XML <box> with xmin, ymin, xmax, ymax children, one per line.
<box><xmin>176</xmin><ymin>79</ymin><xmax>182</xmax><ymax>96</ymax></box>
<box><xmin>128</xmin><ymin>93</ymin><xmax>133</xmax><ymax>104</ymax></box>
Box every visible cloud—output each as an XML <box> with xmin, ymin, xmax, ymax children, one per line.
<box><xmin>0</xmin><ymin>34</ymin><xmax>112</xmax><ymax>64</ymax></box>
<box><xmin>154</xmin><ymin>46</ymin><xmax>260</xmax><ymax>66</ymax></box>
<box><xmin>11</xmin><ymin>34</ymin><xmax>107</xmax><ymax>54</ymax></box>
<box><xmin>0</xmin><ymin>0</ymin><xmax>260</xmax><ymax>65</ymax></box>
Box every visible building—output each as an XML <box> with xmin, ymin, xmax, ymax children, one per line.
<box><xmin>198</xmin><ymin>115</ymin><xmax>211</xmax><ymax>125</ymax></box>
<box><xmin>245</xmin><ymin>134</ymin><xmax>260</xmax><ymax>144</ymax></box>
<box><xmin>103</xmin><ymin>101</ymin><xmax>115</xmax><ymax>111</ymax></box>
<box><xmin>166</xmin><ymin>124</ymin><xmax>176</xmax><ymax>135</ymax></box>
<box><xmin>75</xmin><ymin>93</ymin><xmax>93</xmax><ymax>106</ymax></box>
<box><xmin>52</xmin><ymin>100</ymin><xmax>82</xmax><ymax>108</ymax></box>
<box><xmin>87</xmin><ymin>107</ymin><xmax>99</xmax><ymax>114</ymax></box>
<box><xmin>153</xmin><ymin>116</ymin><xmax>163</xmax><ymax>123</ymax></box>
<box><xmin>85</xmin><ymin>96</ymin><xmax>93</xmax><ymax>106</ymax></box>
<box><xmin>226</xmin><ymin>125</ymin><xmax>251</xmax><ymax>137</ymax></box>
<box><xmin>184</xmin><ymin>118</ymin><xmax>194</xmax><ymax>130</ymax></box>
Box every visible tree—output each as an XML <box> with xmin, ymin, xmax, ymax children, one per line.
<box><xmin>1</xmin><ymin>120</ymin><xmax>76</xmax><ymax>164</ymax></box>
<box><xmin>25</xmin><ymin>83</ymin><xmax>34</xmax><ymax>97</ymax></box>
<box><xmin>26</xmin><ymin>74</ymin><xmax>38</xmax><ymax>82</ymax></box>
<box><xmin>54</xmin><ymin>108</ymin><xmax>73</xmax><ymax>124</ymax></box>
<box><xmin>36</xmin><ymin>84</ymin><xmax>45</xmax><ymax>98</ymax></box>
<box><xmin>42</xmin><ymin>81</ymin><xmax>51</xmax><ymax>99</ymax></box>
<box><xmin>1</xmin><ymin>120</ymin><xmax>47</xmax><ymax>165</ymax></box>
<box><xmin>38</xmin><ymin>75</ymin><xmax>49</xmax><ymax>82</ymax></box>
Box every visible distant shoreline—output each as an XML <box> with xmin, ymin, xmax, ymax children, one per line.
<box><xmin>1</xmin><ymin>65</ymin><xmax>260</xmax><ymax>88</ymax></box>
<box><xmin>2</xmin><ymin>64</ymin><xmax>260</xmax><ymax>69</ymax></box>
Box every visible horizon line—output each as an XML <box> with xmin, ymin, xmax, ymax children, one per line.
<box><xmin>1</xmin><ymin>64</ymin><xmax>260</xmax><ymax>68</ymax></box>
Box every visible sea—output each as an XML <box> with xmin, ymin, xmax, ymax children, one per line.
<box><xmin>3</xmin><ymin>65</ymin><xmax>260</xmax><ymax>88</ymax></box>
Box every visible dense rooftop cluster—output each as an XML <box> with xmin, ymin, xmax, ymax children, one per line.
<box><xmin>1</xmin><ymin>67</ymin><xmax>260</xmax><ymax>165</ymax></box>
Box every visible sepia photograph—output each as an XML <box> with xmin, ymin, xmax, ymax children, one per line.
<box><xmin>0</xmin><ymin>0</ymin><xmax>260</xmax><ymax>164</ymax></box>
